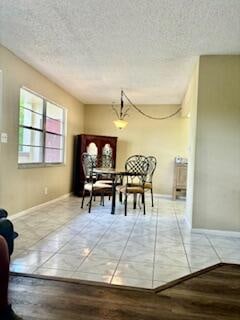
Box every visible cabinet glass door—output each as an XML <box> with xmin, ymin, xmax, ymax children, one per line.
<box><xmin>102</xmin><ymin>143</ymin><xmax>113</xmax><ymax>168</ymax></box>
<box><xmin>86</xmin><ymin>142</ymin><xmax>98</xmax><ymax>166</ymax></box>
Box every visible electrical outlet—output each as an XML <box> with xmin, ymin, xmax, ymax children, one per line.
<box><xmin>1</xmin><ymin>132</ymin><xmax>8</xmax><ymax>143</ymax></box>
<box><xmin>44</xmin><ymin>187</ymin><xmax>48</xmax><ymax>195</ymax></box>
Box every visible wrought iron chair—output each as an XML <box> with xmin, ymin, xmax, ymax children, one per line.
<box><xmin>96</xmin><ymin>154</ymin><xmax>114</xmax><ymax>184</ymax></box>
<box><xmin>116</xmin><ymin>155</ymin><xmax>149</xmax><ymax>216</ymax></box>
<box><xmin>100</xmin><ymin>154</ymin><xmax>114</xmax><ymax>168</ymax></box>
<box><xmin>81</xmin><ymin>153</ymin><xmax>112</xmax><ymax>213</ymax></box>
<box><xmin>144</xmin><ymin>156</ymin><xmax>157</xmax><ymax>207</ymax></box>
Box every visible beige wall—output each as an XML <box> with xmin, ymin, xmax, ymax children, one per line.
<box><xmin>84</xmin><ymin>104</ymin><xmax>189</xmax><ymax>195</ymax></box>
<box><xmin>181</xmin><ymin>60</ymin><xmax>199</xmax><ymax>227</ymax></box>
<box><xmin>192</xmin><ymin>56</ymin><xmax>240</xmax><ymax>231</ymax></box>
<box><xmin>0</xmin><ymin>45</ymin><xmax>84</xmax><ymax>215</ymax></box>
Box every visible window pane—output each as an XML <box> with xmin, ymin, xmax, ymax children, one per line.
<box><xmin>46</xmin><ymin>117</ymin><xmax>63</xmax><ymax>135</ymax></box>
<box><xmin>18</xmin><ymin>145</ymin><xmax>43</xmax><ymax>164</ymax></box>
<box><xmin>19</xmin><ymin>127</ymin><xmax>43</xmax><ymax>146</ymax></box>
<box><xmin>46</xmin><ymin>102</ymin><xmax>63</xmax><ymax>119</ymax></box>
<box><xmin>18</xmin><ymin>88</ymin><xmax>65</xmax><ymax>165</ymax></box>
<box><xmin>45</xmin><ymin>133</ymin><xmax>63</xmax><ymax>149</ymax></box>
<box><xmin>45</xmin><ymin>148</ymin><xmax>63</xmax><ymax>163</ymax></box>
<box><xmin>46</xmin><ymin>102</ymin><xmax>64</xmax><ymax>134</ymax></box>
<box><xmin>19</xmin><ymin>107</ymin><xmax>43</xmax><ymax>129</ymax></box>
<box><xmin>20</xmin><ymin>88</ymin><xmax>43</xmax><ymax>114</ymax></box>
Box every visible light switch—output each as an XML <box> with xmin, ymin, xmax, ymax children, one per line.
<box><xmin>1</xmin><ymin>132</ymin><xmax>8</xmax><ymax>143</ymax></box>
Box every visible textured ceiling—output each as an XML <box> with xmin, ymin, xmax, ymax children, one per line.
<box><xmin>0</xmin><ymin>0</ymin><xmax>240</xmax><ymax>104</ymax></box>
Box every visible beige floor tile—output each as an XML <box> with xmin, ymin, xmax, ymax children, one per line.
<box><xmin>10</xmin><ymin>196</ymin><xmax>219</xmax><ymax>289</ymax></box>
<box><xmin>71</xmin><ymin>272</ymin><xmax>112</xmax><ymax>283</ymax></box>
<box><xmin>115</xmin><ymin>261</ymin><xmax>153</xmax><ymax>280</ymax></box>
<box><xmin>154</xmin><ymin>263</ymin><xmax>190</xmax><ymax>282</ymax></box>
<box><xmin>111</xmin><ymin>276</ymin><xmax>153</xmax><ymax>289</ymax></box>
<box><xmin>34</xmin><ymin>267</ymin><xmax>74</xmax><ymax>278</ymax></box>
<box><xmin>42</xmin><ymin>253</ymin><xmax>85</xmax><ymax>271</ymax></box>
<box><xmin>77</xmin><ymin>257</ymin><xmax>118</xmax><ymax>276</ymax></box>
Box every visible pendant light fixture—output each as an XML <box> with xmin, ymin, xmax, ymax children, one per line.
<box><xmin>112</xmin><ymin>90</ymin><xmax>128</xmax><ymax>129</ymax></box>
<box><xmin>112</xmin><ymin>90</ymin><xmax>182</xmax><ymax>129</ymax></box>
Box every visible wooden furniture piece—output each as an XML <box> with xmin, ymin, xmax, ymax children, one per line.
<box><xmin>172</xmin><ymin>158</ymin><xmax>188</xmax><ymax>200</ymax></box>
<box><xmin>73</xmin><ymin>134</ymin><xmax>117</xmax><ymax>196</ymax></box>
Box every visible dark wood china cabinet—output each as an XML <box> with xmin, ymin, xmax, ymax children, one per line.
<box><xmin>73</xmin><ymin>134</ymin><xmax>118</xmax><ymax>196</ymax></box>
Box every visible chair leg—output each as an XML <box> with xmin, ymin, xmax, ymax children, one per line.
<box><xmin>88</xmin><ymin>191</ymin><xmax>93</xmax><ymax>213</ymax></box>
<box><xmin>100</xmin><ymin>195</ymin><xmax>105</xmax><ymax>206</ymax></box>
<box><xmin>142</xmin><ymin>192</ymin><xmax>146</xmax><ymax>215</ymax></box>
<box><xmin>124</xmin><ymin>193</ymin><xmax>128</xmax><ymax>216</ymax></box>
<box><xmin>81</xmin><ymin>189</ymin><xmax>85</xmax><ymax>208</ymax></box>
<box><xmin>102</xmin><ymin>195</ymin><xmax>105</xmax><ymax>206</ymax></box>
<box><xmin>119</xmin><ymin>176</ymin><xmax>123</xmax><ymax>203</ymax></box>
<box><xmin>119</xmin><ymin>192</ymin><xmax>123</xmax><ymax>203</ymax></box>
<box><xmin>151</xmin><ymin>188</ymin><xmax>154</xmax><ymax>207</ymax></box>
<box><xmin>133</xmin><ymin>193</ymin><xmax>137</xmax><ymax>209</ymax></box>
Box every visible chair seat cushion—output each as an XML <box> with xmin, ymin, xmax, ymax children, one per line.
<box><xmin>144</xmin><ymin>182</ymin><xmax>152</xmax><ymax>189</ymax></box>
<box><xmin>97</xmin><ymin>179</ymin><xmax>113</xmax><ymax>184</ymax></box>
<box><xmin>116</xmin><ymin>185</ymin><xmax>144</xmax><ymax>194</ymax></box>
<box><xmin>84</xmin><ymin>182</ymin><xmax>112</xmax><ymax>191</ymax></box>
<box><xmin>128</xmin><ymin>182</ymin><xmax>152</xmax><ymax>189</ymax></box>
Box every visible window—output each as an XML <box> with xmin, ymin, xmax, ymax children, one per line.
<box><xmin>18</xmin><ymin>88</ymin><xmax>65</xmax><ymax>165</ymax></box>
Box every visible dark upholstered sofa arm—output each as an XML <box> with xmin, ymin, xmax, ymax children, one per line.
<box><xmin>0</xmin><ymin>209</ymin><xmax>18</xmax><ymax>256</ymax></box>
<box><xmin>0</xmin><ymin>208</ymin><xmax>8</xmax><ymax>218</ymax></box>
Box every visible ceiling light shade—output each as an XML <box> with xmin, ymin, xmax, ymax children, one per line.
<box><xmin>113</xmin><ymin>119</ymin><xmax>128</xmax><ymax>129</ymax></box>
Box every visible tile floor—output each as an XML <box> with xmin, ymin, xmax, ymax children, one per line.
<box><xmin>10</xmin><ymin>196</ymin><xmax>240</xmax><ymax>289</ymax></box>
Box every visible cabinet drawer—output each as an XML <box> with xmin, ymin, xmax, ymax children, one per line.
<box><xmin>175</xmin><ymin>165</ymin><xmax>187</xmax><ymax>188</ymax></box>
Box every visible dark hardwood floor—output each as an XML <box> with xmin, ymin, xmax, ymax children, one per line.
<box><xmin>9</xmin><ymin>263</ymin><xmax>240</xmax><ymax>320</ymax></box>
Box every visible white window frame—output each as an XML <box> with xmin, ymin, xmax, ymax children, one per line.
<box><xmin>18</xmin><ymin>87</ymin><xmax>67</xmax><ymax>167</ymax></box>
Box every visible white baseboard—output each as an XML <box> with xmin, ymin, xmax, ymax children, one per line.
<box><xmin>10</xmin><ymin>193</ymin><xmax>72</xmax><ymax>221</ymax></box>
<box><xmin>192</xmin><ymin>227</ymin><xmax>240</xmax><ymax>238</ymax></box>
<box><xmin>151</xmin><ymin>193</ymin><xmax>172</xmax><ymax>199</ymax></box>
<box><xmin>183</xmin><ymin>216</ymin><xmax>192</xmax><ymax>229</ymax></box>
<box><xmin>146</xmin><ymin>192</ymin><xmax>186</xmax><ymax>200</ymax></box>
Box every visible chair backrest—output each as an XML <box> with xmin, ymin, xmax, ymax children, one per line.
<box><xmin>100</xmin><ymin>154</ymin><xmax>113</xmax><ymax>168</ymax></box>
<box><xmin>81</xmin><ymin>153</ymin><xmax>94</xmax><ymax>180</ymax></box>
<box><xmin>125</xmin><ymin>155</ymin><xmax>149</xmax><ymax>184</ymax></box>
<box><xmin>146</xmin><ymin>156</ymin><xmax>157</xmax><ymax>183</ymax></box>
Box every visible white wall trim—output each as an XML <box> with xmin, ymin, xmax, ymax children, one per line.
<box><xmin>183</xmin><ymin>215</ymin><xmax>192</xmax><ymax>230</ymax></box>
<box><xmin>146</xmin><ymin>193</ymin><xmax>187</xmax><ymax>200</ymax></box>
<box><xmin>10</xmin><ymin>193</ymin><xmax>72</xmax><ymax>221</ymax></box>
<box><xmin>192</xmin><ymin>227</ymin><xmax>240</xmax><ymax>238</ymax></box>
<box><xmin>150</xmin><ymin>193</ymin><xmax>172</xmax><ymax>199</ymax></box>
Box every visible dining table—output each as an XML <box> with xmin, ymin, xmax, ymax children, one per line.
<box><xmin>93</xmin><ymin>167</ymin><xmax>136</xmax><ymax>215</ymax></box>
